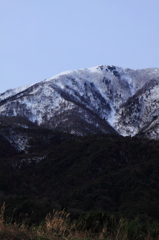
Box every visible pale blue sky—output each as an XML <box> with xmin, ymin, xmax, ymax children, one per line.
<box><xmin>0</xmin><ymin>0</ymin><xmax>159</xmax><ymax>93</ymax></box>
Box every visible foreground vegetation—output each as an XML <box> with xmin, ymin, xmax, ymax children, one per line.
<box><xmin>1</xmin><ymin>202</ymin><xmax>159</xmax><ymax>240</ymax></box>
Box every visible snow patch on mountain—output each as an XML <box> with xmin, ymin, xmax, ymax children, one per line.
<box><xmin>0</xmin><ymin>128</ymin><xmax>29</xmax><ymax>152</ymax></box>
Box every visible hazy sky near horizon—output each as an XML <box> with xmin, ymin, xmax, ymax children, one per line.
<box><xmin>0</xmin><ymin>0</ymin><xmax>159</xmax><ymax>93</ymax></box>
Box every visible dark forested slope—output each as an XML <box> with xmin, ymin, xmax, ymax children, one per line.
<box><xmin>0</xmin><ymin>125</ymin><xmax>159</xmax><ymax>221</ymax></box>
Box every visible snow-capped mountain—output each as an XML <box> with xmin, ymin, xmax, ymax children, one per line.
<box><xmin>0</xmin><ymin>65</ymin><xmax>159</xmax><ymax>138</ymax></box>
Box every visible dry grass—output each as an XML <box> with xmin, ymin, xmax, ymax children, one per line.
<box><xmin>1</xmin><ymin>203</ymin><xmax>159</xmax><ymax>240</ymax></box>
<box><xmin>0</xmin><ymin>202</ymin><xmax>43</xmax><ymax>240</ymax></box>
<box><xmin>45</xmin><ymin>209</ymin><xmax>70</xmax><ymax>236</ymax></box>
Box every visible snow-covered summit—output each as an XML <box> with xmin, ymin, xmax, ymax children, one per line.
<box><xmin>0</xmin><ymin>65</ymin><xmax>159</xmax><ymax>138</ymax></box>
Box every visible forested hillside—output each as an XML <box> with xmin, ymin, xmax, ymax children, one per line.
<box><xmin>0</xmin><ymin>124</ymin><xmax>159</xmax><ymax>224</ymax></box>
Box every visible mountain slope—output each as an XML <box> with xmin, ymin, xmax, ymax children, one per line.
<box><xmin>1</xmin><ymin>126</ymin><xmax>159</xmax><ymax>220</ymax></box>
<box><xmin>0</xmin><ymin>65</ymin><xmax>159</xmax><ymax>138</ymax></box>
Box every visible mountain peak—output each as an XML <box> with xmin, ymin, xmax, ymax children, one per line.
<box><xmin>0</xmin><ymin>65</ymin><xmax>159</xmax><ymax>138</ymax></box>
